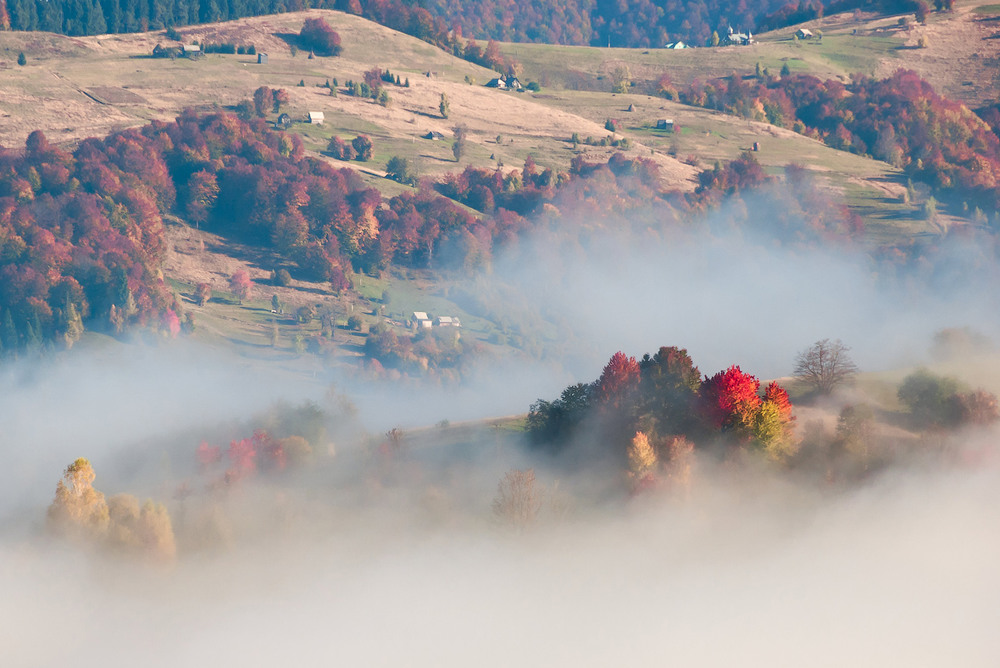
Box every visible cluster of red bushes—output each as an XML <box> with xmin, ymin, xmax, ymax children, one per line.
<box><xmin>197</xmin><ymin>429</ymin><xmax>313</xmax><ymax>483</ymax></box>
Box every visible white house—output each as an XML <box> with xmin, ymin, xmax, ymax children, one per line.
<box><xmin>308</xmin><ymin>111</ymin><xmax>325</xmax><ymax>125</ymax></box>
<box><xmin>413</xmin><ymin>311</ymin><xmax>432</xmax><ymax>328</ymax></box>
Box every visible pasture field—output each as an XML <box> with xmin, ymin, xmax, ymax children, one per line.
<box><xmin>0</xmin><ymin>7</ymin><xmax>978</xmax><ymax>367</ymax></box>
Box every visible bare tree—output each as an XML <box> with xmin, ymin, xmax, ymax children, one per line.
<box><xmin>492</xmin><ymin>468</ymin><xmax>542</xmax><ymax>531</ymax></box>
<box><xmin>793</xmin><ymin>339</ymin><xmax>859</xmax><ymax>394</ymax></box>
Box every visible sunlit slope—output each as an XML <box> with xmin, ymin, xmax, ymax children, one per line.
<box><xmin>0</xmin><ymin>10</ymin><xmax>697</xmax><ymax>187</ymax></box>
<box><xmin>499</xmin><ymin>2</ymin><xmax>1000</xmax><ymax>109</ymax></box>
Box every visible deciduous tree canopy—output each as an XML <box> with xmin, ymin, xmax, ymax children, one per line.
<box><xmin>793</xmin><ymin>339</ymin><xmax>859</xmax><ymax>394</ymax></box>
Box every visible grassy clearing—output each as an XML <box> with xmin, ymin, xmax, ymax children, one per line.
<box><xmin>525</xmin><ymin>89</ymin><xmax>923</xmax><ymax>232</ymax></box>
<box><xmin>500</xmin><ymin>22</ymin><xmax>904</xmax><ymax>95</ymax></box>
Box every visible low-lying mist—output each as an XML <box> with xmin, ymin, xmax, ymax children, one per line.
<box><xmin>6</xmin><ymin>190</ymin><xmax>1000</xmax><ymax>666</ymax></box>
<box><xmin>487</xmin><ymin>191</ymin><xmax>1000</xmax><ymax>382</ymax></box>
<box><xmin>4</xmin><ymin>445</ymin><xmax>1000</xmax><ymax>666</ymax></box>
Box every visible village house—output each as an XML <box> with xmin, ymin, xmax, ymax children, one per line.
<box><xmin>485</xmin><ymin>75</ymin><xmax>523</xmax><ymax>91</ymax></box>
<box><xmin>723</xmin><ymin>27</ymin><xmax>753</xmax><ymax>46</ymax></box>
<box><xmin>307</xmin><ymin>111</ymin><xmax>324</xmax><ymax>125</ymax></box>
<box><xmin>796</xmin><ymin>28</ymin><xmax>814</xmax><ymax>39</ymax></box>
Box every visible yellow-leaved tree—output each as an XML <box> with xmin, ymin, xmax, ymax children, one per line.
<box><xmin>107</xmin><ymin>494</ymin><xmax>177</xmax><ymax>563</ymax></box>
<box><xmin>49</xmin><ymin>458</ymin><xmax>176</xmax><ymax>563</ymax></box>
<box><xmin>48</xmin><ymin>458</ymin><xmax>109</xmax><ymax>538</ymax></box>
<box><xmin>627</xmin><ymin>431</ymin><xmax>657</xmax><ymax>492</ymax></box>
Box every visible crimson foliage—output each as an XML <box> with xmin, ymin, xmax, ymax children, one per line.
<box><xmin>299</xmin><ymin>17</ymin><xmax>342</xmax><ymax>56</ymax></box>
<box><xmin>0</xmin><ymin>129</ymin><xmax>179</xmax><ymax>352</ymax></box>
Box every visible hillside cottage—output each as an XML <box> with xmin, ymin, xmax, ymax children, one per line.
<box><xmin>664</xmin><ymin>41</ymin><xmax>688</xmax><ymax>49</ymax></box>
<box><xmin>152</xmin><ymin>44</ymin><xmax>182</xmax><ymax>58</ymax></box>
<box><xmin>412</xmin><ymin>312</ymin><xmax>433</xmax><ymax>328</ymax></box>
<box><xmin>485</xmin><ymin>75</ymin><xmax>522</xmax><ymax>91</ymax></box>
<box><xmin>723</xmin><ymin>27</ymin><xmax>753</xmax><ymax>46</ymax></box>
<box><xmin>308</xmin><ymin>111</ymin><xmax>324</xmax><ymax>125</ymax></box>
<box><xmin>257</xmin><ymin>52</ymin><xmax>269</xmax><ymax>64</ymax></box>
<box><xmin>656</xmin><ymin>119</ymin><xmax>674</xmax><ymax>130</ymax></box>
<box><xmin>796</xmin><ymin>28</ymin><xmax>814</xmax><ymax>39</ymax></box>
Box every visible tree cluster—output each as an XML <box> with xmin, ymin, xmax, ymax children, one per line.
<box><xmin>196</xmin><ymin>428</ymin><xmax>313</xmax><ymax>483</ymax></box>
<box><xmin>527</xmin><ymin>346</ymin><xmax>797</xmax><ymax>468</ymax></box>
<box><xmin>0</xmin><ymin>0</ymin><xmax>956</xmax><ymax>56</ymax></box>
<box><xmin>363</xmin><ymin>323</ymin><xmax>477</xmax><ymax>379</ymax></box>
<box><xmin>48</xmin><ymin>458</ymin><xmax>176</xmax><ymax>563</ymax></box>
<box><xmin>0</xmin><ymin>106</ymin><xmax>880</xmax><ymax>355</ymax></box>
<box><xmin>326</xmin><ymin>134</ymin><xmax>373</xmax><ymax>162</ymax></box>
<box><xmin>0</xmin><ymin>128</ymin><xmax>181</xmax><ymax>354</ymax></box>
<box><xmin>196</xmin><ymin>41</ymin><xmax>256</xmax><ymax>55</ymax></box>
<box><xmin>897</xmin><ymin>369</ymin><xmax>1000</xmax><ymax>429</ymax></box>
<box><xmin>679</xmin><ymin>69</ymin><xmax>1000</xmax><ymax>212</ymax></box>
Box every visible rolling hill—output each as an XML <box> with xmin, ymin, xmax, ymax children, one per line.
<box><xmin>0</xmin><ymin>6</ymin><xmax>995</xmax><ymax>368</ymax></box>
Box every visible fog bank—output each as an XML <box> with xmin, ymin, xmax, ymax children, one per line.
<box><xmin>4</xmin><ymin>461</ymin><xmax>999</xmax><ymax>667</ymax></box>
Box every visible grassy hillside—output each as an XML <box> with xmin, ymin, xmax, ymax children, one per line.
<box><xmin>0</xmin><ymin>7</ymin><xmax>982</xmax><ymax>369</ymax></box>
<box><xmin>499</xmin><ymin>2</ymin><xmax>1000</xmax><ymax>109</ymax></box>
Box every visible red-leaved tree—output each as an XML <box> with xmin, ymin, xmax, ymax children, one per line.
<box><xmin>699</xmin><ymin>365</ymin><xmax>762</xmax><ymax>437</ymax></box>
<box><xmin>594</xmin><ymin>351</ymin><xmax>640</xmax><ymax>411</ymax></box>
<box><xmin>299</xmin><ymin>17</ymin><xmax>342</xmax><ymax>56</ymax></box>
<box><xmin>763</xmin><ymin>382</ymin><xmax>793</xmax><ymax>422</ymax></box>
<box><xmin>228</xmin><ymin>270</ymin><xmax>252</xmax><ymax>304</ymax></box>
<box><xmin>196</xmin><ymin>441</ymin><xmax>221</xmax><ymax>466</ymax></box>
